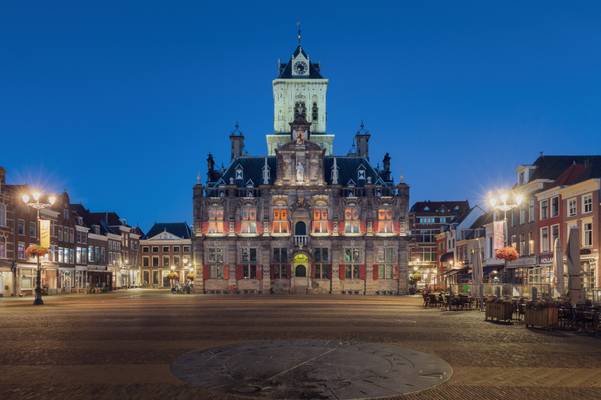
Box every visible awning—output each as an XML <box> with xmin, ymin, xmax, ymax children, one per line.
<box><xmin>444</xmin><ymin>267</ymin><xmax>467</xmax><ymax>276</ymax></box>
<box><xmin>440</xmin><ymin>252</ymin><xmax>454</xmax><ymax>263</ymax></box>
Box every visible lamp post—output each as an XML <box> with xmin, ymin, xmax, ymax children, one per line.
<box><xmin>488</xmin><ymin>191</ymin><xmax>523</xmax><ymax>247</ymax></box>
<box><xmin>21</xmin><ymin>190</ymin><xmax>56</xmax><ymax>305</ymax></box>
<box><xmin>488</xmin><ymin>190</ymin><xmax>523</xmax><ymax>283</ymax></box>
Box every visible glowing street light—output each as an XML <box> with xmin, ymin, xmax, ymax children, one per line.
<box><xmin>488</xmin><ymin>189</ymin><xmax>523</xmax><ymax>247</ymax></box>
<box><xmin>21</xmin><ymin>190</ymin><xmax>56</xmax><ymax>305</ymax></box>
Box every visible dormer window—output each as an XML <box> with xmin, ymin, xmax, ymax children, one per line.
<box><xmin>358</xmin><ymin>168</ymin><xmax>366</xmax><ymax>180</ymax></box>
<box><xmin>235</xmin><ymin>167</ymin><xmax>243</xmax><ymax>180</ymax></box>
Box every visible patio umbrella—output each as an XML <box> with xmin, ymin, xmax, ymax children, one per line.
<box><xmin>566</xmin><ymin>226</ymin><xmax>583</xmax><ymax>305</ymax></box>
<box><xmin>552</xmin><ymin>237</ymin><xmax>564</xmax><ymax>298</ymax></box>
<box><xmin>471</xmin><ymin>241</ymin><xmax>483</xmax><ymax>304</ymax></box>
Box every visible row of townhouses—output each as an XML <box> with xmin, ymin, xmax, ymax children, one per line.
<box><xmin>416</xmin><ymin>155</ymin><xmax>600</xmax><ymax>293</ymax></box>
<box><xmin>0</xmin><ymin>167</ymin><xmax>144</xmax><ymax>296</ymax></box>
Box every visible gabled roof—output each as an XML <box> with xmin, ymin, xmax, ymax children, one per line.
<box><xmin>209</xmin><ymin>156</ymin><xmax>276</xmax><ymax>187</ymax></box>
<box><xmin>143</xmin><ymin>223</ymin><xmax>192</xmax><ymax>240</ymax></box>
<box><xmin>470</xmin><ymin>212</ymin><xmax>494</xmax><ymax>229</ymax></box>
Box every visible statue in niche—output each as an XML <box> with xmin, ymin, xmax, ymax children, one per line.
<box><xmin>295</xmin><ymin>129</ymin><xmax>306</xmax><ymax>144</ymax></box>
<box><xmin>296</xmin><ymin>161</ymin><xmax>304</xmax><ymax>183</ymax></box>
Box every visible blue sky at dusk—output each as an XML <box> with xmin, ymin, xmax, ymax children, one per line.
<box><xmin>1</xmin><ymin>1</ymin><xmax>601</xmax><ymax>231</ymax></box>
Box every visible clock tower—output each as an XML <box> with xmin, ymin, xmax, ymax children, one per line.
<box><xmin>267</xmin><ymin>28</ymin><xmax>333</xmax><ymax>155</ymax></box>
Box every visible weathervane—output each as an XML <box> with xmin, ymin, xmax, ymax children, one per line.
<box><xmin>297</xmin><ymin>22</ymin><xmax>302</xmax><ymax>45</ymax></box>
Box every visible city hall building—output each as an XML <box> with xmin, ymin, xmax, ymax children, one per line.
<box><xmin>192</xmin><ymin>36</ymin><xmax>410</xmax><ymax>295</ymax></box>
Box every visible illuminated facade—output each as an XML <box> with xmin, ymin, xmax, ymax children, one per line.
<box><xmin>192</xmin><ymin>38</ymin><xmax>410</xmax><ymax>295</ymax></box>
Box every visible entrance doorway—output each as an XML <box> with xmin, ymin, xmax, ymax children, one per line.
<box><xmin>295</xmin><ymin>265</ymin><xmax>307</xmax><ymax>277</ymax></box>
<box><xmin>291</xmin><ymin>253</ymin><xmax>310</xmax><ymax>294</ymax></box>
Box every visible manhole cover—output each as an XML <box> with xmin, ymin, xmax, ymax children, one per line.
<box><xmin>170</xmin><ymin>340</ymin><xmax>452</xmax><ymax>399</ymax></box>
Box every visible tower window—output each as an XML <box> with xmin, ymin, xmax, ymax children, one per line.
<box><xmin>312</xmin><ymin>102</ymin><xmax>318</xmax><ymax>121</ymax></box>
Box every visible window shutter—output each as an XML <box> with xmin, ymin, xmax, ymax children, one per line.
<box><xmin>202</xmin><ymin>265</ymin><xmax>209</xmax><ymax>281</ymax></box>
<box><xmin>359</xmin><ymin>264</ymin><xmax>366</xmax><ymax>280</ymax></box>
<box><xmin>201</xmin><ymin>222</ymin><xmax>209</xmax><ymax>235</ymax></box>
<box><xmin>393</xmin><ymin>265</ymin><xmax>400</xmax><ymax>279</ymax></box>
<box><xmin>393</xmin><ymin>221</ymin><xmax>401</xmax><ymax>234</ymax></box>
<box><xmin>223</xmin><ymin>265</ymin><xmax>229</xmax><ymax>280</ymax></box>
<box><xmin>287</xmin><ymin>264</ymin><xmax>292</xmax><ymax>279</ymax></box>
<box><xmin>256</xmin><ymin>265</ymin><xmax>263</xmax><ymax>280</ymax></box>
<box><xmin>372</xmin><ymin>264</ymin><xmax>379</xmax><ymax>280</ymax></box>
<box><xmin>257</xmin><ymin>222</ymin><xmax>264</xmax><ymax>235</ymax></box>
<box><xmin>234</xmin><ymin>222</ymin><xmax>241</xmax><ymax>234</ymax></box>
<box><xmin>236</xmin><ymin>265</ymin><xmax>243</xmax><ymax>280</ymax></box>
<box><xmin>339</xmin><ymin>264</ymin><xmax>345</xmax><ymax>280</ymax></box>
<box><xmin>359</xmin><ymin>222</ymin><xmax>366</xmax><ymax>234</ymax></box>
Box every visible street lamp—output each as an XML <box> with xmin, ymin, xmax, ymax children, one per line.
<box><xmin>21</xmin><ymin>190</ymin><xmax>56</xmax><ymax>305</ymax></box>
<box><xmin>488</xmin><ymin>190</ymin><xmax>523</xmax><ymax>247</ymax></box>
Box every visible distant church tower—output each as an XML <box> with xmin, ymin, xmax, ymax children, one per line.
<box><xmin>267</xmin><ymin>26</ymin><xmax>334</xmax><ymax>155</ymax></box>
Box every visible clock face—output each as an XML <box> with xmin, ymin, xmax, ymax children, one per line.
<box><xmin>294</xmin><ymin>61</ymin><xmax>307</xmax><ymax>75</ymax></box>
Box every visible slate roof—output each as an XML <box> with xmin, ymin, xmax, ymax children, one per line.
<box><xmin>470</xmin><ymin>212</ymin><xmax>494</xmax><ymax>229</ymax></box>
<box><xmin>207</xmin><ymin>155</ymin><xmax>393</xmax><ymax>188</ymax></box>
<box><xmin>144</xmin><ymin>223</ymin><xmax>192</xmax><ymax>240</ymax></box>
<box><xmin>530</xmin><ymin>155</ymin><xmax>601</xmax><ymax>181</ymax></box>
<box><xmin>277</xmin><ymin>45</ymin><xmax>324</xmax><ymax>79</ymax></box>
<box><xmin>410</xmin><ymin>201</ymin><xmax>470</xmax><ymax>216</ymax></box>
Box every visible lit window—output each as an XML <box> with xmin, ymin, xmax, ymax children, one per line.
<box><xmin>377</xmin><ymin>209</ymin><xmax>393</xmax><ymax>233</ymax></box>
<box><xmin>344</xmin><ymin>206</ymin><xmax>360</xmax><ymax>234</ymax></box>
<box><xmin>208</xmin><ymin>207</ymin><xmax>224</xmax><ymax>234</ymax></box>
<box><xmin>272</xmin><ymin>208</ymin><xmax>289</xmax><ymax>234</ymax></box>
<box><xmin>312</xmin><ymin>207</ymin><xmax>329</xmax><ymax>234</ymax></box>
<box><xmin>240</xmin><ymin>205</ymin><xmax>257</xmax><ymax>234</ymax></box>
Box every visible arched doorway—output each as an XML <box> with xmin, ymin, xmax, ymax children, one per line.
<box><xmin>291</xmin><ymin>252</ymin><xmax>310</xmax><ymax>294</ymax></box>
<box><xmin>295</xmin><ymin>221</ymin><xmax>307</xmax><ymax>236</ymax></box>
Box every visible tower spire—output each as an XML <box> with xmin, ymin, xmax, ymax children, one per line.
<box><xmin>296</xmin><ymin>22</ymin><xmax>302</xmax><ymax>46</ymax></box>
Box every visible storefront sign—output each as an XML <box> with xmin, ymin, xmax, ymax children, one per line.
<box><xmin>538</xmin><ymin>252</ymin><xmax>553</xmax><ymax>265</ymax></box>
<box><xmin>40</xmin><ymin>219</ymin><xmax>51</xmax><ymax>249</ymax></box>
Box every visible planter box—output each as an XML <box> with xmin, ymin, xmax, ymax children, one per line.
<box><xmin>525</xmin><ymin>306</ymin><xmax>559</xmax><ymax>329</ymax></box>
<box><xmin>485</xmin><ymin>301</ymin><xmax>514</xmax><ymax>322</ymax></box>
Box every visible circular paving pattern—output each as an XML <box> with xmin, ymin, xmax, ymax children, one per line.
<box><xmin>170</xmin><ymin>340</ymin><xmax>453</xmax><ymax>399</ymax></box>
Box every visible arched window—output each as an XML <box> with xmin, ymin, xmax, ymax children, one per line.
<box><xmin>0</xmin><ymin>203</ymin><xmax>5</xmax><ymax>227</ymax></box>
<box><xmin>294</xmin><ymin>221</ymin><xmax>307</xmax><ymax>236</ymax></box>
<box><xmin>294</xmin><ymin>102</ymin><xmax>306</xmax><ymax>119</ymax></box>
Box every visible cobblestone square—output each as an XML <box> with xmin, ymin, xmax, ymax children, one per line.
<box><xmin>1</xmin><ymin>291</ymin><xmax>600</xmax><ymax>399</ymax></box>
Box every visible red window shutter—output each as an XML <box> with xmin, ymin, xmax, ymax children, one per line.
<box><xmin>256</xmin><ymin>265</ymin><xmax>263</xmax><ymax>280</ymax></box>
<box><xmin>373</xmin><ymin>220</ymin><xmax>379</xmax><ymax>233</ymax></box>
<box><xmin>223</xmin><ymin>265</ymin><xmax>229</xmax><ymax>280</ymax></box>
<box><xmin>235</xmin><ymin>222</ymin><xmax>241</xmax><ymax>234</ymax></box>
<box><xmin>372</xmin><ymin>264</ymin><xmax>379</xmax><ymax>280</ymax></box>
<box><xmin>338</xmin><ymin>221</ymin><xmax>345</xmax><ymax>234</ymax></box>
<box><xmin>236</xmin><ymin>265</ymin><xmax>243</xmax><ymax>280</ymax></box>
<box><xmin>393</xmin><ymin>265</ymin><xmax>400</xmax><ymax>279</ymax></box>
<box><xmin>203</xmin><ymin>265</ymin><xmax>209</xmax><ymax>280</ymax></box>
<box><xmin>257</xmin><ymin>222</ymin><xmax>264</xmax><ymax>235</ymax></box>
<box><xmin>359</xmin><ymin>222</ymin><xmax>366</xmax><ymax>235</ymax></box>
<box><xmin>393</xmin><ymin>221</ymin><xmax>401</xmax><ymax>234</ymax></box>
<box><xmin>201</xmin><ymin>222</ymin><xmax>209</xmax><ymax>235</ymax></box>
<box><xmin>359</xmin><ymin>264</ymin><xmax>366</xmax><ymax>280</ymax></box>
<box><xmin>339</xmin><ymin>264</ymin><xmax>346</xmax><ymax>280</ymax></box>
<box><xmin>287</xmin><ymin>264</ymin><xmax>292</xmax><ymax>279</ymax></box>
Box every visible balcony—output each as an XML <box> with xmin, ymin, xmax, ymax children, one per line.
<box><xmin>293</xmin><ymin>235</ymin><xmax>308</xmax><ymax>248</ymax></box>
